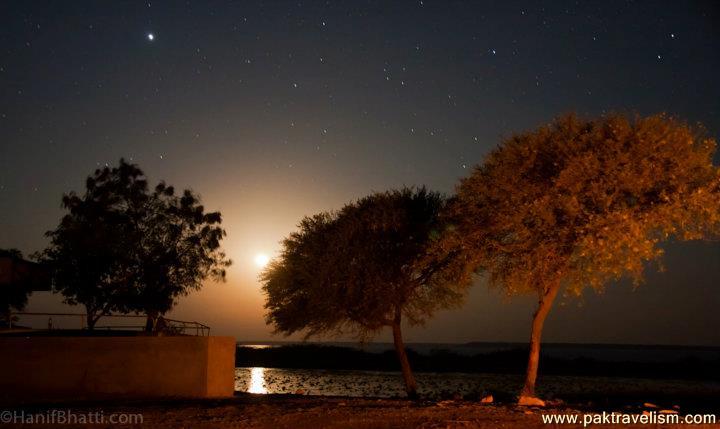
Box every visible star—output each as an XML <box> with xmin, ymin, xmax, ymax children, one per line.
<box><xmin>147</xmin><ymin>33</ymin><xmax>155</xmax><ymax>41</ymax></box>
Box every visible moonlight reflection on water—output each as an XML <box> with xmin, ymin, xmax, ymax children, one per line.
<box><xmin>248</xmin><ymin>367</ymin><xmax>267</xmax><ymax>394</ymax></box>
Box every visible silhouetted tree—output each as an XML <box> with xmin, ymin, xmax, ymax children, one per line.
<box><xmin>435</xmin><ymin>114</ymin><xmax>720</xmax><ymax>402</ymax></box>
<box><xmin>39</xmin><ymin>163</ymin><xmax>143</xmax><ymax>329</ymax></box>
<box><xmin>0</xmin><ymin>249</ymin><xmax>32</xmax><ymax>326</ymax></box>
<box><xmin>261</xmin><ymin>188</ymin><xmax>469</xmax><ymax>399</ymax></box>
<box><xmin>133</xmin><ymin>182</ymin><xmax>231</xmax><ymax>331</ymax></box>
<box><xmin>40</xmin><ymin>159</ymin><xmax>230</xmax><ymax>330</ymax></box>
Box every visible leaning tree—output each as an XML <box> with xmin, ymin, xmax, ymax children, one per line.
<box><xmin>261</xmin><ymin>188</ymin><xmax>470</xmax><ymax>398</ymax></box>
<box><xmin>41</xmin><ymin>159</ymin><xmax>231</xmax><ymax>331</ymax></box>
<box><xmin>437</xmin><ymin>114</ymin><xmax>720</xmax><ymax>403</ymax></box>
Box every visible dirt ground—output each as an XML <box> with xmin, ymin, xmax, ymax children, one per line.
<box><xmin>2</xmin><ymin>394</ymin><xmax>718</xmax><ymax>429</ymax></box>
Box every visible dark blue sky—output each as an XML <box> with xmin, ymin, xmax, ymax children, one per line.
<box><xmin>1</xmin><ymin>0</ymin><xmax>718</xmax><ymax>344</ymax></box>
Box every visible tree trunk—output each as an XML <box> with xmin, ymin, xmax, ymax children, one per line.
<box><xmin>145</xmin><ymin>311</ymin><xmax>158</xmax><ymax>333</ymax></box>
<box><xmin>85</xmin><ymin>306</ymin><xmax>97</xmax><ymax>330</ymax></box>
<box><xmin>391</xmin><ymin>309</ymin><xmax>418</xmax><ymax>399</ymax></box>
<box><xmin>519</xmin><ymin>282</ymin><xmax>561</xmax><ymax>401</ymax></box>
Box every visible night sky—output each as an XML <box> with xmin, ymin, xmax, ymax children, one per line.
<box><xmin>1</xmin><ymin>1</ymin><xmax>719</xmax><ymax>345</ymax></box>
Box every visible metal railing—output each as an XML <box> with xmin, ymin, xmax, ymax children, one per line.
<box><xmin>4</xmin><ymin>312</ymin><xmax>210</xmax><ymax>336</ymax></box>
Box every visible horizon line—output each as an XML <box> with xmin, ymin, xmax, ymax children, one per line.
<box><xmin>234</xmin><ymin>340</ymin><xmax>720</xmax><ymax>349</ymax></box>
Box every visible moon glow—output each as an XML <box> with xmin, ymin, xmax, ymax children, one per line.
<box><xmin>254</xmin><ymin>253</ymin><xmax>270</xmax><ymax>268</ymax></box>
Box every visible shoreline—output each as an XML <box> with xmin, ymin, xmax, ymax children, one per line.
<box><xmin>1</xmin><ymin>393</ymin><xmax>717</xmax><ymax>429</ymax></box>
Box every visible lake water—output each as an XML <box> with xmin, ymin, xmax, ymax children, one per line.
<box><xmin>234</xmin><ymin>367</ymin><xmax>720</xmax><ymax>399</ymax></box>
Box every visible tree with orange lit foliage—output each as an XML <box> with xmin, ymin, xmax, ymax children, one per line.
<box><xmin>433</xmin><ymin>114</ymin><xmax>720</xmax><ymax>404</ymax></box>
<box><xmin>261</xmin><ymin>188</ymin><xmax>468</xmax><ymax>399</ymax></box>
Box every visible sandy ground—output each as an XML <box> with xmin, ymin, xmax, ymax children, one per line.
<box><xmin>2</xmin><ymin>394</ymin><xmax>718</xmax><ymax>429</ymax></box>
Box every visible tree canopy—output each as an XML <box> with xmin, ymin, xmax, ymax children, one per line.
<box><xmin>261</xmin><ymin>187</ymin><xmax>468</xmax><ymax>397</ymax></box>
<box><xmin>40</xmin><ymin>159</ymin><xmax>231</xmax><ymax>329</ymax></box>
<box><xmin>435</xmin><ymin>113</ymin><xmax>720</xmax><ymax>400</ymax></box>
<box><xmin>131</xmin><ymin>181</ymin><xmax>230</xmax><ymax>328</ymax></box>
<box><xmin>445</xmin><ymin>114</ymin><xmax>719</xmax><ymax>294</ymax></box>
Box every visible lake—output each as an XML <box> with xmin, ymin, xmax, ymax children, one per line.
<box><xmin>234</xmin><ymin>367</ymin><xmax>720</xmax><ymax>399</ymax></box>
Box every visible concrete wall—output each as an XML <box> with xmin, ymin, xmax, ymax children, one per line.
<box><xmin>0</xmin><ymin>336</ymin><xmax>235</xmax><ymax>403</ymax></box>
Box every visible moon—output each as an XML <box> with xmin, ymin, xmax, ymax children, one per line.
<box><xmin>254</xmin><ymin>253</ymin><xmax>270</xmax><ymax>268</ymax></box>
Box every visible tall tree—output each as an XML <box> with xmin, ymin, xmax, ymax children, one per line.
<box><xmin>40</xmin><ymin>162</ymin><xmax>144</xmax><ymax>329</ymax></box>
<box><xmin>436</xmin><ymin>114</ymin><xmax>720</xmax><ymax>403</ymax></box>
<box><xmin>261</xmin><ymin>188</ymin><xmax>468</xmax><ymax>398</ymax></box>
<box><xmin>40</xmin><ymin>159</ymin><xmax>230</xmax><ymax>330</ymax></box>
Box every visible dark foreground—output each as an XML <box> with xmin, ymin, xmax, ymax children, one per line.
<box><xmin>2</xmin><ymin>394</ymin><xmax>718</xmax><ymax>429</ymax></box>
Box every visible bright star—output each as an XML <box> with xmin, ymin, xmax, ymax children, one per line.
<box><xmin>147</xmin><ymin>33</ymin><xmax>155</xmax><ymax>41</ymax></box>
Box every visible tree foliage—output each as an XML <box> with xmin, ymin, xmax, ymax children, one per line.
<box><xmin>263</xmin><ymin>187</ymin><xmax>464</xmax><ymax>337</ymax></box>
<box><xmin>132</xmin><ymin>181</ymin><xmax>230</xmax><ymax>323</ymax></box>
<box><xmin>40</xmin><ymin>159</ymin><xmax>230</xmax><ymax>329</ymax></box>
<box><xmin>434</xmin><ymin>113</ymin><xmax>720</xmax><ymax>398</ymax></box>
<box><xmin>39</xmin><ymin>163</ymin><xmax>142</xmax><ymax>327</ymax></box>
<box><xmin>443</xmin><ymin>114</ymin><xmax>720</xmax><ymax>294</ymax></box>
